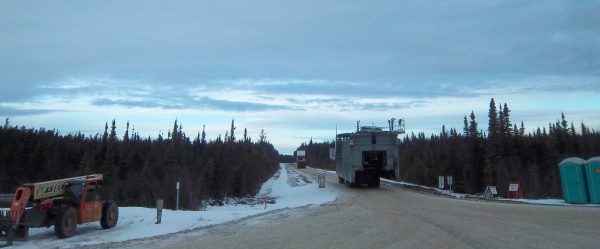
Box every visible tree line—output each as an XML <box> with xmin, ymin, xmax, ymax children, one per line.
<box><xmin>298</xmin><ymin>98</ymin><xmax>600</xmax><ymax>198</ymax></box>
<box><xmin>0</xmin><ymin>118</ymin><xmax>279</xmax><ymax>210</ymax></box>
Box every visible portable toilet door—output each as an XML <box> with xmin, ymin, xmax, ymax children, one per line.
<box><xmin>558</xmin><ymin>157</ymin><xmax>588</xmax><ymax>204</ymax></box>
<box><xmin>585</xmin><ymin>157</ymin><xmax>600</xmax><ymax>204</ymax></box>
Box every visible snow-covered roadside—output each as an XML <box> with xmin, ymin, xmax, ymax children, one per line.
<box><xmin>8</xmin><ymin>163</ymin><xmax>338</xmax><ymax>249</ymax></box>
<box><xmin>381</xmin><ymin>177</ymin><xmax>599</xmax><ymax>207</ymax></box>
<box><xmin>501</xmin><ymin>198</ymin><xmax>600</xmax><ymax>207</ymax></box>
<box><xmin>307</xmin><ymin>165</ymin><xmax>598</xmax><ymax>207</ymax></box>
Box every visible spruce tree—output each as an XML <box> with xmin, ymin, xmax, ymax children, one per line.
<box><xmin>488</xmin><ymin>98</ymin><xmax>498</xmax><ymax>136</ymax></box>
<box><xmin>201</xmin><ymin>125</ymin><xmax>207</xmax><ymax>145</ymax></box>
<box><xmin>485</xmin><ymin>98</ymin><xmax>499</xmax><ymax>186</ymax></box>
<box><xmin>259</xmin><ymin>129</ymin><xmax>267</xmax><ymax>143</ymax></box>
<box><xmin>463</xmin><ymin>116</ymin><xmax>469</xmax><ymax>136</ymax></box>
<box><xmin>123</xmin><ymin>121</ymin><xmax>130</xmax><ymax>142</ymax></box>
<box><xmin>469</xmin><ymin>111</ymin><xmax>478</xmax><ymax>139</ymax></box>
<box><xmin>502</xmin><ymin>103</ymin><xmax>512</xmax><ymax>137</ymax></box>
<box><xmin>229</xmin><ymin>119</ymin><xmax>236</xmax><ymax>143</ymax></box>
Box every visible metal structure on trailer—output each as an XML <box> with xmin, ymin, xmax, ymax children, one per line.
<box><xmin>336</xmin><ymin>118</ymin><xmax>405</xmax><ymax>188</ymax></box>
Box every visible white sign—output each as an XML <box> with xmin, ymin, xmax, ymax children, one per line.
<box><xmin>447</xmin><ymin>176</ymin><xmax>453</xmax><ymax>186</ymax></box>
<box><xmin>438</xmin><ymin>176</ymin><xmax>444</xmax><ymax>189</ymax></box>
<box><xmin>509</xmin><ymin>183</ymin><xmax>519</xmax><ymax>192</ymax></box>
<box><xmin>490</xmin><ymin>186</ymin><xmax>498</xmax><ymax>195</ymax></box>
<box><xmin>176</xmin><ymin>181</ymin><xmax>180</xmax><ymax>190</ymax></box>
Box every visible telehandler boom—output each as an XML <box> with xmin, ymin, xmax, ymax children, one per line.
<box><xmin>0</xmin><ymin>174</ymin><xmax>118</xmax><ymax>247</ymax></box>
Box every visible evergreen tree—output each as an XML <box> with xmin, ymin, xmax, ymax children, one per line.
<box><xmin>109</xmin><ymin>119</ymin><xmax>117</xmax><ymax>144</ymax></box>
<box><xmin>259</xmin><ymin>129</ymin><xmax>267</xmax><ymax>143</ymax></box>
<box><xmin>502</xmin><ymin>103</ymin><xmax>512</xmax><ymax>137</ymax></box>
<box><xmin>519</xmin><ymin>121</ymin><xmax>525</xmax><ymax>136</ymax></box>
<box><xmin>468</xmin><ymin>111</ymin><xmax>478</xmax><ymax>138</ymax></box>
<box><xmin>229</xmin><ymin>119</ymin><xmax>236</xmax><ymax>143</ymax></box>
<box><xmin>172</xmin><ymin>119</ymin><xmax>179</xmax><ymax>141</ymax></box>
<box><xmin>488</xmin><ymin>99</ymin><xmax>498</xmax><ymax>136</ymax></box>
<box><xmin>201</xmin><ymin>125</ymin><xmax>207</xmax><ymax>145</ymax></box>
<box><xmin>102</xmin><ymin>122</ymin><xmax>109</xmax><ymax>144</ymax></box>
<box><xmin>463</xmin><ymin>116</ymin><xmax>469</xmax><ymax>136</ymax></box>
<box><xmin>485</xmin><ymin>98</ymin><xmax>499</xmax><ymax>186</ymax></box>
<box><xmin>123</xmin><ymin>121</ymin><xmax>130</xmax><ymax>142</ymax></box>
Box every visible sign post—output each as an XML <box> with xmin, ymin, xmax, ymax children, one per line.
<box><xmin>438</xmin><ymin>176</ymin><xmax>445</xmax><ymax>190</ymax></box>
<box><xmin>447</xmin><ymin>176</ymin><xmax>453</xmax><ymax>194</ymax></box>
<box><xmin>318</xmin><ymin>173</ymin><xmax>326</xmax><ymax>188</ymax></box>
<box><xmin>176</xmin><ymin>181</ymin><xmax>180</xmax><ymax>211</ymax></box>
<box><xmin>156</xmin><ymin>199</ymin><xmax>163</xmax><ymax>224</ymax></box>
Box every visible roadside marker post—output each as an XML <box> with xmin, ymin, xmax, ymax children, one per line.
<box><xmin>318</xmin><ymin>173</ymin><xmax>326</xmax><ymax>188</ymax></box>
<box><xmin>156</xmin><ymin>199</ymin><xmax>163</xmax><ymax>224</ymax></box>
<box><xmin>176</xmin><ymin>181</ymin><xmax>180</xmax><ymax>211</ymax></box>
<box><xmin>447</xmin><ymin>176</ymin><xmax>453</xmax><ymax>194</ymax></box>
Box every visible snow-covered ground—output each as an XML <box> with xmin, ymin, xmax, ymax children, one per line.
<box><xmin>502</xmin><ymin>198</ymin><xmax>600</xmax><ymax>206</ymax></box>
<box><xmin>308</xmin><ymin>166</ymin><xmax>599</xmax><ymax>207</ymax></box>
<box><xmin>380</xmin><ymin>177</ymin><xmax>600</xmax><ymax>207</ymax></box>
<box><xmin>6</xmin><ymin>163</ymin><xmax>337</xmax><ymax>249</ymax></box>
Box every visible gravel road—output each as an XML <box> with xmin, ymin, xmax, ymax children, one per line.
<box><xmin>110</xmin><ymin>167</ymin><xmax>600</xmax><ymax>249</ymax></box>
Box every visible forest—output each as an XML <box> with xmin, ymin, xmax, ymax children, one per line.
<box><xmin>0</xmin><ymin>119</ymin><xmax>279</xmax><ymax>210</ymax></box>
<box><xmin>298</xmin><ymin>98</ymin><xmax>600</xmax><ymax>198</ymax></box>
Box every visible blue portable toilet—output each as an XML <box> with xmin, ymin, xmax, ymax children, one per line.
<box><xmin>585</xmin><ymin>157</ymin><xmax>600</xmax><ymax>204</ymax></box>
<box><xmin>558</xmin><ymin>157</ymin><xmax>588</xmax><ymax>204</ymax></box>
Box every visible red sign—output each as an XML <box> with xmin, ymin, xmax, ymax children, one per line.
<box><xmin>508</xmin><ymin>182</ymin><xmax>522</xmax><ymax>199</ymax></box>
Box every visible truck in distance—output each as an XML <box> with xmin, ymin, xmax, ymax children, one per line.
<box><xmin>296</xmin><ymin>150</ymin><xmax>306</xmax><ymax>169</ymax></box>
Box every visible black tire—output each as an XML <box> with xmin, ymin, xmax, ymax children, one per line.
<box><xmin>367</xmin><ymin>179</ymin><xmax>375</xmax><ymax>188</ymax></box>
<box><xmin>338</xmin><ymin>176</ymin><xmax>346</xmax><ymax>184</ymax></box>
<box><xmin>372</xmin><ymin>178</ymin><xmax>381</xmax><ymax>188</ymax></box>
<box><xmin>54</xmin><ymin>207</ymin><xmax>77</xmax><ymax>238</ymax></box>
<box><xmin>101</xmin><ymin>201</ymin><xmax>119</xmax><ymax>229</ymax></box>
<box><xmin>346</xmin><ymin>180</ymin><xmax>358</xmax><ymax>188</ymax></box>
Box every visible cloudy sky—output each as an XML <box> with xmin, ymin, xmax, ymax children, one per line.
<box><xmin>1</xmin><ymin>0</ymin><xmax>599</xmax><ymax>154</ymax></box>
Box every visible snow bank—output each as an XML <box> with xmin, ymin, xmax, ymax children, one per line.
<box><xmin>502</xmin><ymin>198</ymin><xmax>600</xmax><ymax>207</ymax></box>
<box><xmin>380</xmin><ymin>177</ymin><xmax>600</xmax><ymax>206</ymax></box>
<box><xmin>9</xmin><ymin>163</ymin><xmax>338</xmax><ymax>248</ymax></box>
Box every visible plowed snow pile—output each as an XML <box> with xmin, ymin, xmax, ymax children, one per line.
<box><xmin>8</xmin><ymin>163</ymin><xmax>337</xmax><ymax>249</ymax></box>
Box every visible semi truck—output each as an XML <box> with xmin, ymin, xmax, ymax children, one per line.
<box><xmin>0</xmin><ymin>174</ymin><xmax>118</xmax><ymax>246</ymax></box>
<box><xmin>296</xmin><ymin>150</ymin><xmax>306</xmax><ymax>169</ymax></box>
<box><xmin>336</xmin><ymin>119</ymin><xmax>404</xmax><ymax>188</ymax></box>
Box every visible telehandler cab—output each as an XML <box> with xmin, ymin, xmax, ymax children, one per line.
<box><xmin>0</xmin><ymin>174</ymin><xmax>118</xmax><ymax>247</ymax></box>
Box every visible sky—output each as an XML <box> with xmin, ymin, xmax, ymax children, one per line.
<box><xmin>1</xmin><ymin>0</ymin><xmax>599</xmax><ymax>154</ymax></box>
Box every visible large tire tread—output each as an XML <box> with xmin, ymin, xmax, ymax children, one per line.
<box><xmin>101</xmin><ymin>201</ymin><xmax>119</xmax><ymax>229</ymax></box>
<box><xmin>54</xmin><ymin>207</ymin><xmax>77</xmax><ymax>238</ymax></box>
